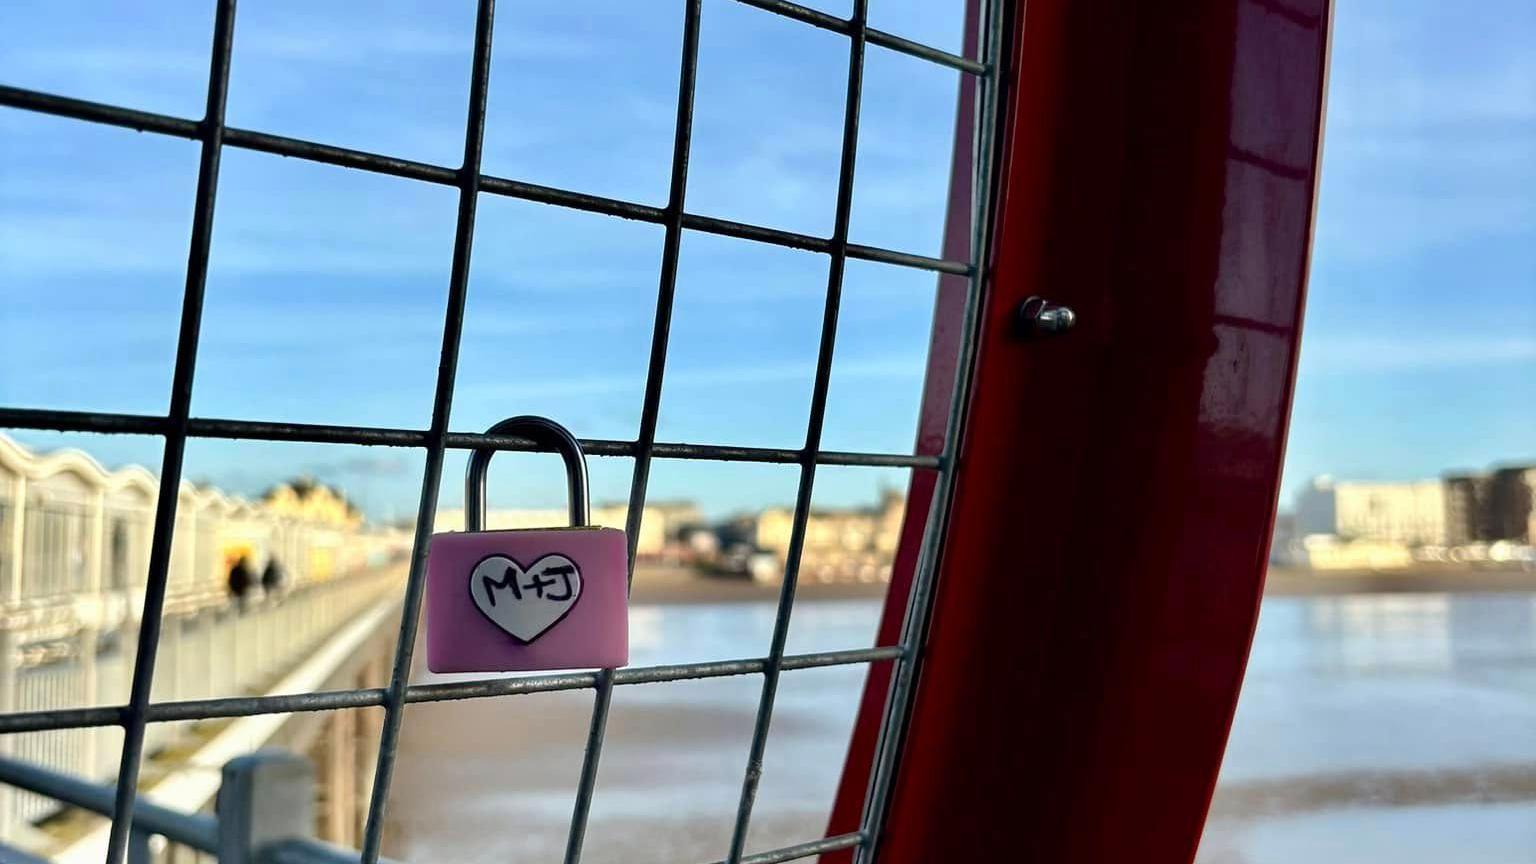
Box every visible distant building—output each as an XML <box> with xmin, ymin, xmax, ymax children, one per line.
<box><xmin>1443</xmin><ymin>464</ymin><xmax>1536</xmax><ymax>544</ymax></box>
<box><xmin>1444</xmin><ymin>473</ymin><xmax>1495</xmax><ymax>545</ymax></box>
<box><xmin>261</xmin><ymin>478</ymin><xmax>369</xmax><ymax>582</ymax></box>
<box><xmin>0</xmin><ymin>434</ymin><xmax>398</xmax><ymax>601</ymax></box>
<box><xmin>262</xmin><ymin>477</ymin><xmax>363</xmax><ymax>530</ymax></box>
<box><xmin>1268</xmin><ymin>512</ymin><xmax>1297</xmax><ymax>565</ymax></box>
<box><xmin>1489</xmin><ymin>466</ymin><xmax>1536</xmax><ymax>543</ymax></box>
<box><xmin>1298</xmin><ymin>535</ymin><xmax>1415</xmax><ymax>570</ymax></box>
<box><xmin>625</xmin><ymin>499</ymin><xmax>705</xmax><ymax>563</ymax></box>
<box><xmin>1292</xmin><ymin>478</ymin><xmax>1337</xmax><ymax>538</ymax></box>
<box><xmin>1294</xmin><ymin>477</ymin><xmax>1446</xmax><ymax>546</ymax></box>
<box><xmin>0</xmin><ymin>435</ymin><xmax>404</xmax><ymax>846</ymax></box>
<box><xmin>752</xmin><ymin>489</ymin><xmax>906</xmax><ymax>583</ymax></box>
<box><xmin>433</xmin><ymin>502</ymin><xmax>673</xmax><ymax>560</ymax></box>
<box><xmin>645</xmin><ymin>500</ymin><xmax>704</xmax><ymax>535</ymax></box>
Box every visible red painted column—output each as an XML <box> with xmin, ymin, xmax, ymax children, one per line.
<box><xmin>870</xmin><ymin>1</ymin><xmax>1330</xmax><ymax>862</ymax></box>
<box><xmin>820</xmin><ymin>0</ymin><xmax>984</xmax><ymax>855</ymax></box>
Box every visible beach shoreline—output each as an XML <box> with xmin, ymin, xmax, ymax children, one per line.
<box><xmin>1263</xmin><ymin>564</ymin><xmax>1536</xmax><ymax>596</ymax></box>
<box><xmin>629</xmin><ymin>565</ymin><xmax>890</xmax><ymax>605</ymax></box>
<box><xmin>628</xmin><ymin>563</ymin><xmax>1536</xmax><ymax>605</ymax></box>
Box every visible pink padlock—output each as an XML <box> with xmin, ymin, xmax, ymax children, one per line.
<box><xmin>426</xmin><ymin>416</ymin><xmax>628</xmax><ymax>672</ymax></box>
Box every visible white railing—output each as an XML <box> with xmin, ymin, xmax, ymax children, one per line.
<box><xmin>0</xmin><ymin>567</ymin><xmax>402</xmax><ymax>835</ymax></box>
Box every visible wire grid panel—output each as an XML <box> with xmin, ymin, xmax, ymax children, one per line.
<box><xmin>0</xmin><ymin>0</ymin><xmax>1006</xmax><ymax>862</ymax></box>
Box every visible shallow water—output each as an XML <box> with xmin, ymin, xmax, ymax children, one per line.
<box><xmin>1200</xmin><ymin>592</ymin><xmax>1536</xmax><ymax>862</ymax></box>
<box><xmin>388</xmin><ymin>599</ymin><xmax>887</xmax><ymax>863</ymax></box>
<box><xmin>387</xmin><ymin>593</ymin><xmax>1536</xmax><ymax>863</ymax></box>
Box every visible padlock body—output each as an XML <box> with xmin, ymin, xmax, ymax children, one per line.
<box><xmin>426</xmin><ymin>526</ymin><xmax>628</xmax><ymax>672</ymax></box>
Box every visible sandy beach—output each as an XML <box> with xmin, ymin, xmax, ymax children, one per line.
<box><xmin>633</xmin><ymin>563</ymin><xmax>1536</xmax><ymax>604</ymax></box>
<box><xmin>625</xmin><ymin>564</ymin><xmax>890</xmax><ymax>605</ymax></box>
<box><xmin>633</xmin><ymin>562</ymin><xmax>1536</xmax><ymax>604</ymax></box>
<box><xmin>379</xmin><ymin>564</ymin><xmax>1536</xmax><ymax>863</ymax></box>
<box><xmin>382</xmin><ymin>572</ymin><xmax>885</xmax><ymax>863</ymax></box>
<box><xmin>1263</xmin><ymin>564</ymin><xmax>1536</xmax><ymax>596</ymax></box>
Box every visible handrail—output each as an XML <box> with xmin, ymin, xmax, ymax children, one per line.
<box><xmin>0</xmin><ymin>754</ymin><xmax>218</xmax><ymax>852</ymax></box>
<box><xmin>0</xmin><ymin>753</ymin><xmax>405</xmax><ymax>863</ymax></box>
<box><xmin>0</xmin><ymin>745</ymin><xmax>828</xmax><ymax>864</ymax></box>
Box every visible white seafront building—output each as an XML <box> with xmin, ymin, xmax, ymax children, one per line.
<box><xmin>0</xmin><ymin>433</ymin><xmax>409</xmax><ymax>854</ymax></box>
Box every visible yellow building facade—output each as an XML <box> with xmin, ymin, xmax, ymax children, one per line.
<box><xmin>754</xmin><ymin>490</ymin><xmax>906</xmax><ymax>583</ymax></box>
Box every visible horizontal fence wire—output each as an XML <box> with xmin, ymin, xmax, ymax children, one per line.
<box><xmin>735</xmin><ymin>832</ymin><xmax>864</xmax><ymax>864</ymax></box>
<box><xmin>0</xmin><ymin>408</ymin><xmax>942</xmax><ymax>469</ymax></box>
<box><xmin>0</xmin><ymin>84</ymin><xmax>970</xmax><ymax>278</ymax></box>
<box><xmin>271</xmin><ymin>832</ymin><xmax>865</xmax><ymax>864</ymax></box>
<box><xmin>696</xmin><ymin>831</ymin><xmax>864</xmax><ymax>864</ymax></box>
<box><xmin>0</xmin><ymin>0</ymin><xmax>993</xmax><ymax>860</ymax></box>
<box><xmin>731</xmin><ymin>0</ymin><xmax>984</xmax><ymax>74</ymax></box>
<box><xmin>0</xmin><ymin>647</ymin><xmax>904</xmax><ymax>734</ymax></box>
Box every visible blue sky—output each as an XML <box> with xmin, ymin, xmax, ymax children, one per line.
<box><xmin>1</xmin><ymin>0</ymin><xmax>1531</xmax><ymax>520</ymax></box>
<box><xmin>1283</xmin><ymin>0</ymin><xmax>1535</xmax><ymax>504</ymax></box>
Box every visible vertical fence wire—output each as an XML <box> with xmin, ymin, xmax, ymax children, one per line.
<box><xmin>356</xmin><ymin>1</ymin><xmax>497</xmax><ymax>861</ymax></box>
<box><xmin>559</xmin><ymin>2</ymin><xmax>706</xmax><ymax>862</ymax></box>
<box><xmin>0</xmin><ymin>1</ymin><xmax>999</xmax><ymax>860</ymax></box>
<box><xmin>722</xmin><ymin>1</ymin><xmax>869</xmax><ymax>860</ymax></box>
<box><xmin>102</xmin><ymin>1</ymin><xmax>238</xmax><ymax>862</ymax></box>
<box><xmin>851</xmin><ymin>1</ymin><xmax>1007</xmax><ymax>860</ymax></box>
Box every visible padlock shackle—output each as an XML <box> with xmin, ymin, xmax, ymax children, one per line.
<box><xmin>465</xmin><ymin>416</ymin><xmax>590</xmax><ymax>532</ymax></box>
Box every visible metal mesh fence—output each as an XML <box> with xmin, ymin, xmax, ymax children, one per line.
<box><xmin>0</xmin><ymin>1</ymin><xmax>1007</xmax><ymax>861</ymax></box>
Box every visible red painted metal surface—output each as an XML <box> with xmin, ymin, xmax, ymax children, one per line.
<box><xmin>865</xmin><ymin>1</ymin><xmax>1331</xmax><ymax>862</ymax></box>
<box><xmin>819</xmin><ymin>1</ymin><xmax>985</xmax><ymax>855</ymax></box>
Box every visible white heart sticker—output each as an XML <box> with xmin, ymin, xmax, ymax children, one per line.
<box><xmin>468</xmin><ymin>554</ymin><xmax>583</xmax><ymax>643</ymax></box>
